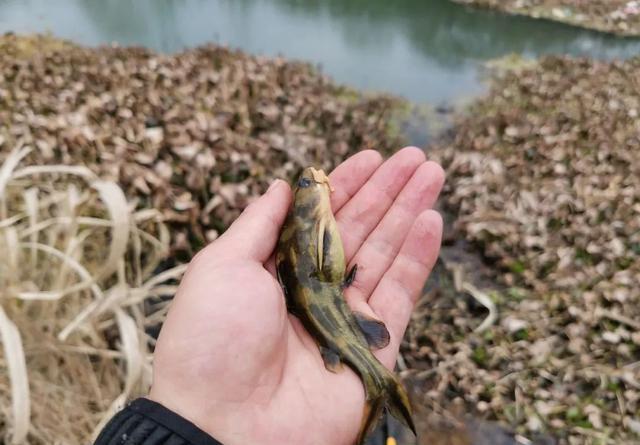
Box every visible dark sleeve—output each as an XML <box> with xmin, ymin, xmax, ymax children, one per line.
<box><xmin>93</xmin><ymin>398</ymin><xmax>224</xmax><ymax>445</ymax></box>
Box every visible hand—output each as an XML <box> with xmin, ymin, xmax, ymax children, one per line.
<box><xmin>149</xmin><ymin>147</ymin><xmax>445</xmax><ymax>445</ymax></box>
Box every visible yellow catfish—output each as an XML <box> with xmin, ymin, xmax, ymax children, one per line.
<box><xmin>276</xmin><ymin>167</ymin><xmax>416</xmax><ymax>444</ymax></box>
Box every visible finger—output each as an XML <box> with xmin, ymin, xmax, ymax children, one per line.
<box><xmin>336</xmin><ymin>147</ymin><xmax>426</xmax><ymax>262</ymax></box>
<box><xmin>369</xmin><ymin>210</ymin><xmax>443</xmax><ymax>364</ymax></box>
<box><xmin>329</xmin><ymin>149</ymin><xmax>383</xmax><ymax>212</ymax></box>
<box><xmin>207</xmin><ymin>180</ymin><xmax>292</xmax><ymax>263</ymax></box>
<box><xmin>344</xmin><ymin>162</ymin><xmax>444</xmax><ymax>307</ymax></box>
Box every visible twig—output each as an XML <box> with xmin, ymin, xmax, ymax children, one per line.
<box><xmin>595</xmin><ymin>307</ymin><xmax>640</xmax><ymax>331</ymax></box>
<box><xmin>448</xmin><ymin>262</ymin><xmax>498</xmax><ymax>333</ymax></box>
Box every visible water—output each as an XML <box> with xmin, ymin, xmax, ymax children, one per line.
<box><xmin>0</xmin><ymin>0</ymin><xmax>639</xmax><ymax>104</ymax></box>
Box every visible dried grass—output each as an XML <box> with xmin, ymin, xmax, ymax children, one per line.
<box><xmin>0</xmin><ymin>148</ymin><xmax>185</xmax><ymax>444</ymax></box>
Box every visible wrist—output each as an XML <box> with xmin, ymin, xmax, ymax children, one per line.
<box><xmin>148</xmin><ymin>386</ymin><xmax>244</xmax><ymax>445</ymax></box>
<box><xmin>147</xmin><ymin>388</ymin><xmax>215</xmax><ymax>442</ymax></box>
<box><xmin>94</xmin><ymin>397</ymin><xmax>223</xmax><ymax>445</ymax></box>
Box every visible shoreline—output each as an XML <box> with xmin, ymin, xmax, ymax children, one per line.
<box><xmin>452</xmin><ymin>0</ymin><xmax>640</xmax><ymax>37</ymax></box>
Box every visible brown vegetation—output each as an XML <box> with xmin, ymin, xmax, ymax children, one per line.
<box><xmin>406</xmin><ymin>55</ymin><xmax>640</xmax><ymax>444</ymax></box>
<box><xmin>0</xmin><ymin>34</ymin><xmax>403</xmax><ymax>444</ymax></box>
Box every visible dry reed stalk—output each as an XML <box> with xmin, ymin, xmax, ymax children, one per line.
<box><xmin>0</xmin><ymin>147</ymin><xmax>185</xmax><ymax>444</ymax></box>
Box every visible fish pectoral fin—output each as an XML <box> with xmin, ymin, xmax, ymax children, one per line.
<box><xmin>342</xmin><ymin>263</ymin><xmax>357</xmax><ymax>288</ymax></box>
<box><xmin>320</xmin><ymin>346</ymin><xmax>343</xmax><ymax>373</ymax></box>
<box><xmin>276</xmin><ymin>254</ymin><xmax>298</xmax><ymax>316</ymax></box>
<box><xmin>354</xmin><ymin>311</ymin><xmax>390</xmax><ymax>349</ymax></box>
<box><xmin>276</xmin><ymin>257</ymin><xmax>287</xmax><ymax>294</ymax></box>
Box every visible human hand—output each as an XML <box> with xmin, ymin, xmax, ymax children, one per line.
<box><xmin>149</xmin><ymin>147</ymin><xmax>445</xmax><ymax>445</ymax></box>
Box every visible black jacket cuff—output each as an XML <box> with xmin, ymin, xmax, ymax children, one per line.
<box><xmin>94</xmin><ymin>398</ymin><xmax>223</xmax><ymax>445</ymax></box>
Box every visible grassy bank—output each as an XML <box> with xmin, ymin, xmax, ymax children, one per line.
<box><xmin>452</xmin><ymin>0</ymin><xmax>640</xmax><ymax>36</ymax></box>
<box><xmin>417</xmin><ymin>55</ymin><xmax>640</xmax><ymax>444</ymax></box>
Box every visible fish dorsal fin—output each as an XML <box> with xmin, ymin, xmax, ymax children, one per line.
<box><xmin>316</xmin><ymin>217</ymin><xmax>326</xmax><ymax>272</ymax></box>
<box><xmin>353</xmin><ymin>312</ymin><xmax>390</xmax><ymax>349</ymax></box>
<box><xmin>315</xmin><ymin>217</ymin><xmax>346</xmax><ymax>283</ymax></box>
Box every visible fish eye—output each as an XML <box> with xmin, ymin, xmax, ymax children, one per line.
<box><xmin>298</xmin><ymin>177</ymin><xmax>312</xmax><ymax>188</ymax></box>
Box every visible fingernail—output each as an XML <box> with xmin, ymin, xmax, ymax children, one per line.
<box><xmin>267</xmin><ymin>179</ymin><xmax>282</xmax><ymax>193</ymax></box>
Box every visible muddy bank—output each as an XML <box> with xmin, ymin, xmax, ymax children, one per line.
<box><xmin>414</xmin><ymin>55</ymin><xmax>640</xmax><ymax>444</ymax></box>
<box><xmin>452</xmin><ymin>0</ymin><xmax>640</xmax><ymax>36</ymax></box>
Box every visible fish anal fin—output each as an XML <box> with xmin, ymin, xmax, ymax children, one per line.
<box><xmin>320</xmin><ymin>346</ymin><xmax>343</xmax><ymax>373</ymax></box>
<box><xmin>354</xmin><ymin>311</ymin><xmax>390</xmax><ymax>349</ymax></box>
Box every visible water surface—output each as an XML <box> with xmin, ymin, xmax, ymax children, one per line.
<box><xmin>1</xmin><ymin>0</ymin><xmax>639</xmax><ymax>104</ymax></box>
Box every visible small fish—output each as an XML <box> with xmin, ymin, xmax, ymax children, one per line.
<box><xmin>276</xmin><ymin>167</ymin><xmax>416</xmax><ymax>444</ymax></box>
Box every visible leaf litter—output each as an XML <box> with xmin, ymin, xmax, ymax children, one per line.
<box><xmin>0</xmin><ymin>33</ymin><xmax>403</xmax><ymax>444</ymax></box>
<box><xmin>0</xmin><ymin>33</ymin><xmax>403</xmax><ymax>260</ymax></box>
<box><xmin>414</xmin><ymin>55</ymin><xmax>640</xmax><ymax>444</ymax></box>
<box><xmin>4</xmin><ymin>32</ymin><xmax>638</xmax><ymax>445</ymax></box>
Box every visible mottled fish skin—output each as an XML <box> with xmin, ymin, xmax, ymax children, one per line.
<box><xmin>276</xmin><ymin>167</ymin><xmax>416</xmax><ymax>444</ymax></box>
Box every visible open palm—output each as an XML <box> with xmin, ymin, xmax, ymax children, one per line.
<box><xmin>149</xmin><ymin>148</ymin><xmax>444</xmax><ymax>445</ymax></box>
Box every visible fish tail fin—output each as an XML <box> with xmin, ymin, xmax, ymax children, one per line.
<box><xmin>355</xmin><ymin>391</ymin><xmax>385</xmax><ymax>445</ymax></box>
<box><xmin>383</xmin><ymin>368</ymin><xmax>416</xmax><ymax>436</ymax></box>
<box><xmin>355</xmin><ymin>365</ymin><xmax>416</xmax><ymax>444</ymax></box>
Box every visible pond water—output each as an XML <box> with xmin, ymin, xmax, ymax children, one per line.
<box><xmin>1</xmin><ymin>0</ymin><xmax>639</xmax><ymax>104</ymax></box>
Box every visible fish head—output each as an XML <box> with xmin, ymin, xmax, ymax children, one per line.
<box><xmin>290</xmin><ymin>167</ymin><xmax>346</xmax><ymax>280</ymax></box>
<box><xmin>293</xmin><ymin>167</ymin><xmax>333</xmax><ymax>213</ymax></box>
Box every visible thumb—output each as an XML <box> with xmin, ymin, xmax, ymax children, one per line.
<box><xmin>211</xmin><ymin>179</ymin><xmax>291</xmax><ymax>263</ymax></box>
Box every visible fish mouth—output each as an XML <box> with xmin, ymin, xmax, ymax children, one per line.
<box><xmin>306</xmin><ymin>167</ymin><xmax>334</xmax><ymax>191</ymax></box>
